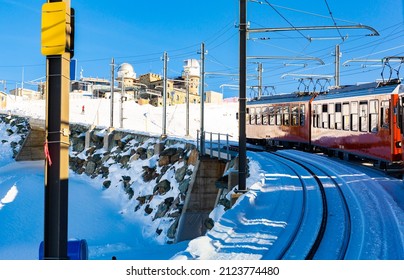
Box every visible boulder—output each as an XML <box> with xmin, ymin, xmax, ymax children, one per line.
<box><xmin>175</xmin><ymin>165</ymin><xmax>188</xmax><ymax>182</ymax></box>
<box><xmin>153</xmin><ymin>179</ymin><xmax>171</xmax><ymax>195</ymax></box>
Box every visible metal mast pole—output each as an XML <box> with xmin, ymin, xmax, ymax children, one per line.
<box><xmin>199</xmin><ymin>42</ymin><xmax>206</xmax><ymax>156</ymax></box>
<box><xmin>110</xmin><ymin>57</ymin><xmax>115</xmax><ymax>128</ymax></box>
<box><xmin>335</xmin><ymin>44</ymin><xmax>341</xmax><ymax>87</ymax></box>
<box><xmin>186</xmin><ymin>70</ymin><xmax>189</xmax><ymax>136</ymax></box>
<box><xmin>162</xmin><ymin>51</ymin><xmax>168</xmax><ymax>137</ymax></box>
<box><xmin>120</xmin><ymin>75</ymin><xmax>124</xmax><ymax>128</ymax></box>
<box><xmin>258</xmin><ymin>62</ymin><xmax>263</xmax><ymax>99</ymax></box>
<box><xmin>238</xmin><ymin>0</ymin><xmax>247</xmax><ymax>191</ymax></box>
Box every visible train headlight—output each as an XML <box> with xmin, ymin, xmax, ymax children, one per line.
<box><xmin>396</xmin><ymin>141</ymin><xmax>402</xmax><ymax>148</ymax></box>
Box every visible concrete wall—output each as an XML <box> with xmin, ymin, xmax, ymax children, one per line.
<box><xmin>175</xmin><ymin>156</ymin><xmax>227</xmax><ymax>242</ymax></box>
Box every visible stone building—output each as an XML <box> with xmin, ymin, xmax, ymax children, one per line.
<box><xmin>141</xmin><ymin>59</ymin><xmax>202</xmax><ymax>106</ymax></box>
<box><xmin>0</xmin><ymin>91</ymin><xmax>7</xmax><ymax>109</ymax></box>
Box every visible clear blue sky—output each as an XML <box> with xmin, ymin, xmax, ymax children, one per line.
<box><xmin>0</xmin><ymin>0</ymin><xmax>403</xmax><ymax>97</ymax></box>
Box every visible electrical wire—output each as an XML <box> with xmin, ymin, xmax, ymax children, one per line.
<box><xmin>262</xmin><ymin>0</ymin><xmax>311</xmax><ymax>41</ymax></box>
<box><xmin>323</xmin><ymin>0</ymin><xmax>345</xmax><ymax>41</ymax></box>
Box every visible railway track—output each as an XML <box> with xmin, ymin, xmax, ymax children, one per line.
<box><xmin>255</xmin><ymin>149</ymin><xmax>404</xmax><ymax>259</ymax></box>
<box><xmin>256</xmin><ymin>150</ymin><xmax>355</xmax><ymax>259</ymax></box>
<box><xmin>274</xmin><ymin>150</ymin><xmax>353</xmax><ymax>259</ymax></box>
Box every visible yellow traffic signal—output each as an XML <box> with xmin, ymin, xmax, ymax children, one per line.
<box><xmin>41</xmin><ymin>2</ymin><xmax>68</xmax><ymax>56</ymax></box>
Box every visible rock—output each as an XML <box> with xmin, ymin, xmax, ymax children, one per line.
<box><xmin>100</xmin><ymin>165</ymin><xmax>109</xmax><ymax>178</ymax></box>
<box><xmin>119</xmin><ymin>155</ymin><xmax>130</xmax><ymax>166</ymax></box>
<box><xmin>178</xmin><ymin>178</ymin><xmax>190</xmax><ymax>194</ymax></box>
<box><xmin>136</xmin><ymin>147</ymin><xmax>147</xmax><ymax>156</ymax></box>
<box><xmin>121</xmin><ymin>176</ymin><xmax>131</xmax><ymax>188</ymax></box>
<box><xmin>136</xmin><ymin>195</ymin><xmax>153</xmax><ymax>205</ymax></box>
<box><xmin>85</xmin><ymin>161</ymin><xmax>97</xmax><ymax>176</ymax></box>
<box><xmin>187</xmin><ymin>149</ymin><xmax>199</xmax><ymax>165</ymax></box>
<box><xmin>175</xmin><ymin>165</ymin><xmax>188</xmax><ymax>182</ymax></box>
<box><xmin>204</xmin><ymin>218</ymin><xmax>214</xmax><ymax>230</ymax></box>
<box><xmin>147</xmin><ymin>147</ymin><xmax>154</xmax><ymax>158</ymax></box>
<box><xmin>125</xmin><ymin>187</ymin><xmax>134</xmax><ymax>199</ymax></box>
<box><xmin>154</xmin><ymin>143</ymin><xmax>165</xmax><ymax>155</ymax></box>
<box><xmin>102</xmin><ymin>180</ymin><xmax>111</xmax><ymax>189</ymax></box>
<box><xmin>168</xmin><ymin>210</ymin><xmax>181</xmax><ymax>218</ymax></box>
<box><xmin>153</xmin><ymin>179</ymin><xmax>171</xmax><ymax>195</ymax></box>
<box><xmin>160</xmin><ymin>147</ymin><xmax>177</xmax><ymax>157</ymax></box>
<box><xmin>142</xmin><ymin>166</ymin><xmax>158</xmax><ymax>182</ymax></box>
<box><xmin>166</xmin><ymin>218</ymin><xmax>179</xmax><ymax>239</ymax></box>
<box><xmin>130</xmin><ymin>153</ymin><xmax>140</xmax><ymax>162</ymax></box>
<box><xmin>218</xmin><ymin>198</ymin><xmax>231</xmax><ymax>210</ymax></box>
<box><xmin>154</xmin><ymin>200</ymin><xmax>170</xmax><ymax>220</ymax></box>
<box><xmin>86</xmin><ymin>146</ymin><xmax>96</xmax><ymax>156</ymax></box>
<box><xmin>158</xmin><ymin>155</ymin><xmax>170</xmax><ymax>166</ymax></box>
<box><xmin>144</xmin><ymin>204</ymin><xmax>153</xmax><ymax>215</ymax></box>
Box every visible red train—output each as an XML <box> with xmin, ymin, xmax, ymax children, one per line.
<box><xmin>246</xmin><ymin>80</ymin><xmax>404</xmax><ymax>171</ymax></box>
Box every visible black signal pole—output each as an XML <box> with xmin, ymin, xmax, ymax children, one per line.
<box><xmin>238</xmin><ymin>0</ymin><xmax>247</xmax><ymax>191</ymax></box>
<box><xmin>42</xmin><ymin>0</ymin><xmax>73</xmax><ymax>259</ymax></box>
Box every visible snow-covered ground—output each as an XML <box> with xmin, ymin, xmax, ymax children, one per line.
<box><xmin>1</xmin><ymin>95</ymin><xmax>403</xmax><ymax>261</ymax></box>
<box><xmin>2</xmin><ymin>94</ymin><xmax>239</xmax><ymax>140</ymax></box>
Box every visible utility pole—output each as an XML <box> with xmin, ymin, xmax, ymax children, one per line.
<box><xmin>185</xmin><ymin>70</ymin><xmax>190</xmax><ymax>136</ymax></box>
<box><xmin>335</xmin><ymin>44</ymin><xmax>341</xmax><ymax>87</ymax></box>
<box><xmin>110</xmin><ymin>57</ymin><xmax>115</xmax><ymax>128</ymax></box>
<box><xmin>199</xmin><ymin>42</ymin><xmax>206</xmax><ymax>156</ymax></box>
<box><xmin>257</xmin><ymin>62</ymin><xmax>263</xmax><ymax>99</ymax></box>
<box><xmin>162</xmin><ymin>51</ymin><xmax>168</xmax><ymax>137</ymax></box>
<box><xmin>0</xmin><ymin>80</ymin><xmax>6</xmax><ymax>92</ymax></box>
<box><xmin>120</xmin><ymin>75</ymin><xmax>124</xmax><ymax>128</ymax></box>
<box><xmin>238</xmin><ymin>0</ymin><xmax>247</xmax><ymax>192</ymax></box>
<box><xmin>41</xmin><ymin>0</ymin><xmax>74</xmax><ymax>259</ymax></box>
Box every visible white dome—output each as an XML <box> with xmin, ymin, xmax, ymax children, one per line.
<box><xmin>183</xmin><ymin>59</ymin><xmax>200</xmax><ymax>77</ymax></box>
<box><xmin>118</xmin><ymin>63</ymin><xmax>136</xmax><ymax>79</ymax></box>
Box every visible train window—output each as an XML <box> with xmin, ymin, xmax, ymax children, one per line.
<box><xmin>381</xmin><ymin>100</ymin><xmax>390</xmax><ymax>129</ymax></box>
<box><xmin>250</xmin><ymin>107</ymin><xmax>255</xmax><ymax>125</ymax></box>
<box><xmin>291</xmin><ymin>106</ymin><xmax>299</xmax><ymax>126</ymax></box>
<box><xmin>322</xmin><ymin>104</ymin><xmax>328</xmax><ymax>128</ymax></box>
<box><xmin>335</xmin><ymin>103</ymin><xmax>342</xmax><ymax>130</ymax></box>
<box><xmin>312</xmin><ymin>106</ymin><xmax>317</xmax><ymax>128</ymax></box>
<box><xmin>300</xmin><ymin>105</ymin><xmax>305</xmax><ymax>126</ymax></box>
<box><xmin>359</xmin><ymin>101</ymin><xmax>368</xmax><ymax>132</ymax></box>
<box><xmin>256</xmin><ymin>107</ymin><xmax>262</xmax><ymax>125</ymax></box>
<box><xmin>269</xmin><ymin>106</ymin><xmax>275</xmax><ymax>125</ymax></box>
<box><xmin>329</xmin><ymin>103</ymin><xmax>335</xmax><ymax>129</ymax></box>
<box><xmin>342</xmin><ymin>103</ymin><xmax>350</xmax><ymax>130</ymax></box>
<box><xmin>351</xmin><ymin>101</ymin><xmax>358</xmax><ymax>131</ymax></box>
<box><xmin>276</xmin><ymin>107</ymin><xmax>282</xmax><ymax>126</ymax></box>
<box><xmin>315</xmin><ymin>104</ymin><xmax>322</xmax><ymax>128</ymax></box>
<box><xmin>283</xmin><ymin>106</ymin><xmax>290</xmax><ymax>126</ymax></box>
<box><xmin>369</xmin><ymin>100</ymin><xmax>379</xmax><ymax>132</ymax></box>
<box><xmin>262</xmin><ymin>107</ymin><xmax>269</xmax><ymax>125</ymax></box>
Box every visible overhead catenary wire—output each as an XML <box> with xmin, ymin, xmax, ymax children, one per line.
<box><xmin>323</xmin><ymin>0</ymin><xmax>345</xmax><ymax>41</ymax></box>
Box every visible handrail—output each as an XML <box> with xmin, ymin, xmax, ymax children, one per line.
<box><xmin>197</xmin><ymin>130</ymin><xmax>233</xmax><ymax>161</ymax></box>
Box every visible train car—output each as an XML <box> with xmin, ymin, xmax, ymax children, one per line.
<box><xmin>311</xmin><ymin>81</ymin><xmax>404</xmax><ymax>168</ymax></box>
<box><xmin>246</xmin><ymin>92</ymin><xmax>314</xmax><ymax>149</ymax></box>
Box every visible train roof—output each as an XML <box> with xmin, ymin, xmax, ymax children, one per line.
<box><xmin>314</xmin><ymin>80</ymin><xmax>403</xmax><ymax>101</ymax></box>
<box><xmin>247</xmin><ymin>80</ymin><xmax>404</xmax><ymax>106</ymax></box>
<box><xmin>247</xmin><ymin>92</ymin><xmax>313</xmax><ymax>105</ymax></box>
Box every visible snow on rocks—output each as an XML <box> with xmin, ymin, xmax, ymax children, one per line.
<box><xmin>0</xmin><ymin>114</ymin><xmax>30</xmax><ymax>160</ymax></box>
<box><xmin>69</xmin><ymin>126</ymin><xmax>198</xmax><ymax>244</ymax></box>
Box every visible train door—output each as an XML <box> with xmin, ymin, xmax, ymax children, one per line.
<box><xmin>399</xmin><ymin>94</ymin><xmax>404</xmax><ymax>161</ymax></box>
<box><xmin>390</xmin><ymin>94</ymin><xmax>401</xmax><ymax>161</ymax></box>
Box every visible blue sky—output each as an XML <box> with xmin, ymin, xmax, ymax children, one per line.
<box><xmin>0</xmin><ymin>0</ymin><xmax>403</xmax><ymax>97</ymax></box>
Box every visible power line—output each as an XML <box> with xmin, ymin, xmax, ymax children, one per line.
<box><xmin>323</xmin><ymin>0</ymin><xmax>345</xmax><ymax>41</ymax></box>
<box><xmin>262</xmin><ymin>0</ymin><xmax>311</xmax><ymax>41</ymax></box>
<box><xmin>249</xmin><ymin>0</ymin><xmax>358</xmax><ymax>25</ymax></box>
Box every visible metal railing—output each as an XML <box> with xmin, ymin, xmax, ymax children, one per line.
<box><xmin>197</xmin><ymin>130</ymin><xmax>233</xmax><ymax>161</ymax></box>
